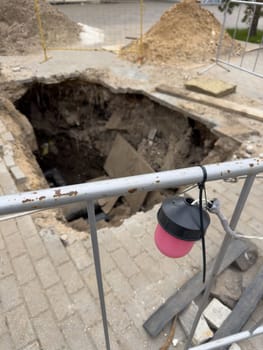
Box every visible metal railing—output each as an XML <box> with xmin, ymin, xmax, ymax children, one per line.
<box><xmin>1</xmin><ymin>157</ymin><xmax>263</xmax><ymax>349</ymax></box>
<box><xmin>216</xmin><ymin>0</ymin><xmax>263</xmax><ymax>78</ymax></box>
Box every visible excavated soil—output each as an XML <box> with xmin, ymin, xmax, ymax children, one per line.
<box><xmin>120</xmin><ymin>0</ymin><xmax>238</xmax><ymax>65</ymax></box>
<box><xmin>0</xmin><ymin>0</ymin><xmax>81</xmax><ymax>55</ymax></box>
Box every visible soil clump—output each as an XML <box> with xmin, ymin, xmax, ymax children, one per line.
<box><xmin>0</xmin><ymin>0</ymin><xmax>81</xmax><ymax>55</ymax></box>
<box><xmin>120</xmin><ymin>0</ymin><xmax>237</xmax><ymax>65</ymax></box>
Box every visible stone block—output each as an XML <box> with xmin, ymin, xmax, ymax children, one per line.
<box><xmin>5</xmin><ymin>232</ymin><xmax>26</xmax><ymax>258</ymax></box>
<box><xmin>46</xmin><ymin>283</ymin><xmax>73</xmax><ymax>321</ymax></box>
<box><xmin>66</xmin><ymin>240</ymin><xmax>91</xmax><ymax>270</ymax></box>
<box><xmin>0</xmin><ymin>251</ymin><xmax>13</xmax><ymax>279</ymax></box>
<box><xmin>22</xmin><ymin>279</ymin><xmax>48</xmax><ymax>317</ymax></box>
<box><xmin>33</xmin><ymin>311</ymin><xmax>66</xmax><ymax>350</ymax></box>
<box><xmin>35</xmin><ymin>257</ymin><xmax>60</xmax><ymax>289</ymax></box>
<box><xmin>61</xmin><ymin>314</ymin><xmax>96</xmax><ymax>349</ymax></box>
<box><xmin>3</xmin><ymin>154</ymin><xmax>15</xmax><ymax>170</ymax></box>
<box><xmin>2</xmin><ymin>132</ymin><xmax>14</xmax><ymax>143</ymax></box>
<box><xmin>0</xmin><ymin>120</ymin><xmax>6</xmax><ymax>133</ymax></box>
<box><xmin>0</xmin><ymin>333</ymin><xmax>14</xmax><ymax>350</ymax></box>
<box><xmin>111</xmin><ymin>247</ymin><xmax>139</xmax><ymax>278</ymax></box>
<box><xmin>211</xmin><ymin>267</ymin><xmax>242</xmax><ymax>308</ymax></box>
<box><xmin>179</xmin><ymin>301</ymin><xmax>213</xmax><ymax>345</ymax></box>
<box><xmin>203</xmin><ymin>298</ymin><xmax>232</xmax><ymax>330</ymax></box>
<box><xmin>58</xmin><ymin>261</ymin><xmax>84</xmax><ymax>294</ymax></box>
<box><xmin>233</xmin><ymin>242</ymin><xmax>258</xmax><ymax>271</ymax></box>
<box><xmin>23</xmin><ymin>341</ymin><xmax>41</xmax><ymax>350</ymax></box>
<box><xmin>10</xmin><ymin>166</ymin><xmax>27</xmax><ymax>185</ymax></box>
<box><xmin>6</xmin><ymin>305</ymin><xmax>36</xmax><ymax>349</ymax></box>
<box><xmin>13</xmin><ymin>254</ymin><xmax>36</xmax><ymax>285</ymax></box>
<box><xmin>229</xmin><ymin>343</ymin><xmax>241</xmax><ymax>350</ymax></box>
<box><xmin>0</xmin><ymin>275</ymin><xmax>22</xmax><ymax>311</ymax></box>
<box><xmin>25</xmin><ymin>235</ymin><xmax>47</xmax><ymax>262</ymax></box>
<box><xmin>71</xmin><ymin>288</ymin><xmax>100</xmax><ymax>328</ymax></box>
<box><xmin>39</xmin><ymin>228</ymin><xmax>69</xmax><ymax>266</ymax></box>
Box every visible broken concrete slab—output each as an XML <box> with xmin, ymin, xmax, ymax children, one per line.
<box><xmin>179</xmin><ymin>301</ymin><xmax>213</xmax><ymax>345</ymax></box>
<box><xmin>203</xmin><ymin>298</ymin><xmax>232</xmax><ymax>330</ymax></box>
<box><xmin>62</xmin><ymin>201</ymin><xmax>88</xmax><ymax>222</ymax></box>
<box><xmin>185</xmin><ymin>78</ymin><xmax>236</xmax><ymax>97</ymax></box>
<box><xmin>211</xmin><ymin>268</ymin><xmax>242</xmax><ymax>309</ymax></box>
<box><xmin>104</xmin><ymin>134</ymin><xmax>154</xmax><ymax>213</ymax></box>
<box><xmin>98</xmin><ymin>196</ymin><xmax>119</xmax><ymax>214</ymax></box>
<box><xmin>105</xmin><ymin>109</ymin><xmax>127</xmax><ymax>130</ymax></box>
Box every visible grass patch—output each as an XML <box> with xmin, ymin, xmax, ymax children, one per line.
<box><xmin>227</xmin><ymin>28</ymin><xmax>263</xmax><ymax>44</ymax></box>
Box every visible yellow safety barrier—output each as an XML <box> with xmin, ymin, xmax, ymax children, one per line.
<box><xmin>33</xmin><ymin>0</ymin><xmax>168</xmax><ymax>64</ymax></box>
<box><xmin>34</xmin><ymin>0</ymin><xmax>48</xmax><ymax>62</ymax></box>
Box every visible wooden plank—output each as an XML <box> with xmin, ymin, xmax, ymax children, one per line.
<box><xmin>104</xmin><ymin>134</ymin><xmax>154</xmax><ymax>213</ymax></box>
<box><xmin>143</xmin><ymin>239</ymin><xmax>249</xmax><ymax>337</ymax></box>
<box><xmin>212</xmin><ymin>264</ymin><xmax>263</xmax><ymax>350</ymax></box>
<box><xmin>156</xmin><ymin>85</ymin><xmax>263</xmax><ymax>123</ymax></box>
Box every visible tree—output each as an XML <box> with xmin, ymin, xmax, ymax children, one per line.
<box><xmin>219</xmin><ymin>0</ymin><xmax>263</xmax><ymax>38</ymax></box>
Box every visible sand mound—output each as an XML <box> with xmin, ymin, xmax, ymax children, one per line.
<box><xmin>120</xmin><ymin>0</ymin><xmax>236</xmax><ymax>65</ymax></box>
<box><xmin>0</xmin><ymin>0</ymin><xmax>81</xmax><ymax>55</ymax></box>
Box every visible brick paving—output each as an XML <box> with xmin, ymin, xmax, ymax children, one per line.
<box><xmin>0</xmin><ymin>120</ymin><xmax>262</xmax><ymax>350</ymax></box>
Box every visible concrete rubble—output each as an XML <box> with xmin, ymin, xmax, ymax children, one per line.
<box><xmin>179</xmin><ymin>301</ymin><xmax>214</xmax><ymax>345</ymax></box>
<box><xmin>203</xmin><ymin>298</ymin><xmax>232</xmax><ymax>330</ymax></box>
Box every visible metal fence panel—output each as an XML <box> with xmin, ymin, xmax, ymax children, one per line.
<box><xmin>216</xmin><ymin>0</ymin><xmax>263</xmax><ymax>78</ymax></box>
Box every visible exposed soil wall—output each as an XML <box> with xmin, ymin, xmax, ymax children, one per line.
<box><xmin>15</xmin><ymin>79</ymin><xmax>218</xmax><ymax>186</ymax></box>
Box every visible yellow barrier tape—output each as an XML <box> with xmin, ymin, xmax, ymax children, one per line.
<box><xmin>139</xmin><ymin>0</ymin><xmax>144</xmax><ymax>62</ymax></box>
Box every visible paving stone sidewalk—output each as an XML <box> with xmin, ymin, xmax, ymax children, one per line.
<box><xmin>0</xmin><ymin>123</ymin><xmax>262</xmax><ymax>349</ymax></box>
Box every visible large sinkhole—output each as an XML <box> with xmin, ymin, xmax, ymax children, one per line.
<box><xmin>15</xmin><ymin>79</ymin><xmax>219</xmax><ymax>230</ymax></box>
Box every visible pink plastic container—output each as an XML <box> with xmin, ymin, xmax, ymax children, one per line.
<box><xmin>154</xmin><ymin>197</ymin><xmax>210</xmax><ymax>259</ymax></box>
<box><xmin>154</xmin><ymin>223</ymin><xmax>194</xmax><ymax>258</ymax></box>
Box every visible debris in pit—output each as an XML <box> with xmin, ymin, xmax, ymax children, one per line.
<box><xmin>211</xmin><ymin>267</ymin><xmax>242</xmax><ymax>309</ymax></box>
<box><xmin>104</xmin><ymin>133</ymin><xmax>155</xmax><ymax>213</ymax></box>
<box><xmin>120</xmin><ymin>0</ymin><xmax>239</xmax><ymax>65</ymax></box>
<box><xmin>98</xmin><ymin>196</ymin><xmax>119</xmax><ymax>215</ymax></box>
<box><xmin>44</xmin><ymin>168</ymin><xmax>66</xmax><ymax>187</ymax></box>
<box><xmin>185</xmin><ymin>78</ymin><xmax>237</xmax><ymax>97</ymax></box>
<box><xmin>105</xmin><ymin>109</ymin><xmax>128</xmax><ymax>131</ymax></box>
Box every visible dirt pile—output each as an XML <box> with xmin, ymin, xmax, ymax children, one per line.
<box><xmin>120</xmin><ymin>0</ymin><xmax>236</xmax><ymax>65</ymax></box>
<box><xmin>0</xmin><ymin>0</ymin><xmax>81</xmax><ymax>55</ymax></box>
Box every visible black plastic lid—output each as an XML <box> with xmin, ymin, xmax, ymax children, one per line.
<box><xmin>157</xmin><ymin>197</ymin><xmax>210</xmax><ymax>241</ymax></box>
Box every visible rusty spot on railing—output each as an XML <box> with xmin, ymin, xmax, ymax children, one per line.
<box><xmin>128</xmin><ymin>188</ymin><xmax>137</xmax><ymax>194</ymax></box>
<box><xmin>53</xmin><ymin>190</ymin><xmax>78</xmax><ymax>198</ymax></box>
<box><xmin>22</xmin><ymin>199</ymin><xmax>34</xmax><ymax>203</ymax></box>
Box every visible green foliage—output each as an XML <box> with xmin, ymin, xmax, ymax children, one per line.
<box><xmin>227</xmin><ymin>27</ymin><xmax>263</xmax><ymax>43</ymax></box>
<box><xmin>219</xmin><ymin>0</ymin><xmax>263</xmax><ymax>38</ymax></box>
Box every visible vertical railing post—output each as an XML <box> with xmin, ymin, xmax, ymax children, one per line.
<box><xmin>185</xmin><ymin>175</ymin><xmax>256</xmax><ymax>349</ymax></box>
<box><xmin>87</xmin><ymin>201</ymin><xmax>111</xmax><ymax>350</ymax></box>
